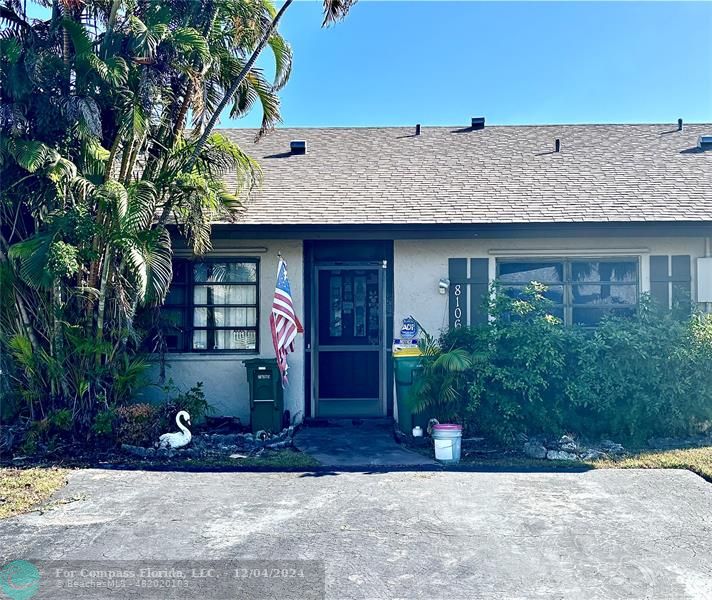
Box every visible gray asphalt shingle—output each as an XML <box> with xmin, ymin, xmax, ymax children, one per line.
<box><xmin>219</xmin><ymin>123</ymin><xmax>712</xmax><ymax>225</ymax></box>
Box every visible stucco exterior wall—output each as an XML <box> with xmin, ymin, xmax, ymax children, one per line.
<box><xmin>140</xmin><ymin>234</ymin><xmax>709</xmax><ymax>421</ymax></box>
<box><xmin>393</xmin><ymin>236</ymin><xmax>709</xmax><ymax>339</ymax></box>
<box><xmin>139</xmin><ymin>239</ymin><xmax>305</xmax><ymax>424</ymax></box>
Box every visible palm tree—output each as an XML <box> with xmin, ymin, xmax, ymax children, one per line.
<box><xmin>186</xmin><ymin>0</ymin><xmax>355</xmax><ymax>170</ymax></box>
<box><xmin>0</xmin><ymin>0</ymin><xmax>303</xmax><ymax>430</ymax></box>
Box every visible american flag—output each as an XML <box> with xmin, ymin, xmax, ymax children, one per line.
<box><xmin>270</xmin><ymin>258</ymin><xmax>303</xmax><ymax>385</ymax></box>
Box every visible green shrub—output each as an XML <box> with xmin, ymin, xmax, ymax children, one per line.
<box><xmin>414</xmin><ymin>285</ymin><xmax>712</xmax><ymax>445</ymax></box>
<box><xmin>91</xmin><ymin>409</ymin><xmax>116</xmax><ymax>438</ymax></box>
<box><xmin>566</xmin><ymin>301</ymin><xmax>712</xmax><ymax>443</ymax></box>
<box><xmin>114</xmin><ymin>382</ymin><xmax>211</xmax><ymax>447</ymax></box>
<box><xmin>47</xmin><ymin>409</ymin><xmax>73</xmax><ymax>432</ymax></box>
<box><xmin>115</xmin><ymin>403</ymin><xmax>159</xmax><ymax>446</ymax></box>
<box><xmin>155</xmin><ymin>381</ymin><xmax>211</xmax><ymax>432</ymax></box>
<box><xmin>466</xmin><ymin>283</ymin><xmax>577</xmax><ymax>443</ymax></box>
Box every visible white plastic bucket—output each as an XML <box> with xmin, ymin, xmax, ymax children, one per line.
<box><xmin>432</xmin><ymin>424</ymin><xmax>462</xmax><ymax>464</ymax></box>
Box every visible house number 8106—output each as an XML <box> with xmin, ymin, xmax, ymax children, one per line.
<box><xmin>453</xmin><ymin>284</ymin><xmax>462</xmax><ymax>327</ymax></box>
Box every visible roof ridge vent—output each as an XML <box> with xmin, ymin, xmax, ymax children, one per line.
<box><xmin>290</xmin><ymin>140</ymin><xmax>307</xmax><ymax>155</ymax></box>
<box><xmin>471</xmin><ymin>117</ymin><xmax>485</xmax><ymax>130</ymax></box>
<box><xmin>698</xmin><ymin>135</ymin><xmax>712</xmax><ymax>150</ymax></box>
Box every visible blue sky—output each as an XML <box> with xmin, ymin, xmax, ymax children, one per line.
<box><xmin>234</xmin><ymin>1</ymin><xmax>712</xmax><ymax>128</ymax></box>
<box><xmin>22</xmin><ymin>1</ymin><xmax>712</xmax><ymax>127</ymax></box>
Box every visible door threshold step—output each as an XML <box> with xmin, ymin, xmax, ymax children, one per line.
<box><xmin>304</xmin><ymin>417</ymin><xmax>394</xmax><ymax>429</ymax></box>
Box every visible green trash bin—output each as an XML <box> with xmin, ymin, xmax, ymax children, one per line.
<box><xmin>243</xmin><ymin>358</ymin><xmax>284</xmax><ymax>434</ymax></box>
<box><xmin>394</xmin><ymin>347</ymin><xmax>429</xmax><ymax>434</ymax></box>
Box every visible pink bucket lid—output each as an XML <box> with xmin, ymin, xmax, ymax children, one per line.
<box><xmin>433</xmin><ymin>424</ymin><xmax>462</xmax><ymax>431</ymax></box>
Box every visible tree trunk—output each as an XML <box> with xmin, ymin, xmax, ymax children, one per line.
<box><xmin>52</xmin><ymin>278</ymin><xmax>71</xmax><ymax>400</ymax></box>
<box><xmin>172</xmin><ymin>80</ymin><xmax>194</xmax><ymax>140</ymax></box>
<box><xmin>118</xmin><ymin>138</ymin><xmax>133</xmax><ymax>183</ymax></box>
<box><xmin>123</xmin><ymin>133</ymin><xmax>144</xmax><ymax>185</ymax></box>
<box><xmin>104</xmin><ymin>133</ymin><xmax>123</xmax><ymax>182</ymax></box>
<box><xmin>95</xmin><ymin>246</ymin><xmax>112</xmax><ymax>366</ymax></box>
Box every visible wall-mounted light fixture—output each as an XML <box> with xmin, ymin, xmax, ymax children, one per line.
<box><xmin>438</xmin><ymin>278</ymin><xmax>450</xmax><ymax>295</ymax></box>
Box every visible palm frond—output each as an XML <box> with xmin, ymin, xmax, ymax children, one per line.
<box><xmin>199</xmin><ymin>132</ymin><xmax>261</xmax><ymax>184</ymax></box>
<box><xmin>0</xmin><ymin>37</ymin><xmax>23</xmax><ymax>63</ymax></box>
<box><xmin>229</xmin><ymin>68</ymin><xmax>281</xmax><ymax>139</ymax></box>
<box><xmin>433</xmin><ymin>348</ymin><xmax>474</xmax><ymax>372</ymax></box>
<box><xmin>0</xmin><ymin>5</ymin><xmax>32</xmax><ymax>35</ymax></box>
<box><xmin>104</xmin><ymin>55</ymin><xmax>129</xmax><ymax>86</ymax></box>
<box><xmin>122</xmin><ymin>181</ymin><xmax>157</xmax><ymax>234</ymax></box>
<box><xmin>170</xmin><ymin>27</ymin><xmax>210</xmax><ymax>65</ymax></box>
<box><xmin>47</xmin><ymin>156</ymin><xmax>78</xmax><ymax>182</ymax></box>
<box><xmin>8</xmin><ymin>233</ymin><xmax>55</xmax><ymax>289</ymax></box>
<box><xmin>62</xmin><ymin>17</ymin><xmax>93</xmax><ymax>55</ymax></box>
<box><xmin>5</xmin><ymin>138</ymin><xmax>56</xmax><ymax>172</ymax></box>
<box><xmin>95</xmin><ymin>180</ymin><xmax>129</xmax><ymax>221</ymax></box>
<box><xmin>140</xmin><ymin>227</ymin><xmax>172</xmax><ymax>305</ymax></box>
<box><xmin>267</xmin><ymin>31</ymin><xmax>292</xmax><ymax>91</ymax></box>
<box><xmin>322</xmin><ymin>0</ymin><xmax>355</xmax><ymax>26</ymax></box>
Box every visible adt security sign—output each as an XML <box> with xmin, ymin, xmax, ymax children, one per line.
<box><xmin>400</xmin><ymin>317</ymin><xmax>418</xmax><ymax>341</ymax></box>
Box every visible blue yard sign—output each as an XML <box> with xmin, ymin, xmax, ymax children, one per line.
<box><xmin>400</xmin><ymin>317</ymin><xmax>418</xmax><ymax>341</ymax></box>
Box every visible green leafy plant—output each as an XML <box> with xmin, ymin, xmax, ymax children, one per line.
<box><xmin>47</xmin><ymin>409</ymin><xmax>73</xmax><ymax>433</ymax></box>
<box><xmin>414</xmin><ymin>285</ymin><xmax>712</xmax><ymax>445</ymax></box>
<box><xmin>92</xmin><ymin>409</ymin><xmax>116</xmax><ymax>438</ymax></box>
<box><xmin>566</xmin><ymin>300</ymin><xmax>712</xmax><ymax>443</ymax></box>
<box><xmin>113</xmin><ymin>382</ymin><xmax>211</xmax><ymax>447</ymax></box>
<box><xmin>156</xmin><ymin>381</ymin><xmax>212</xmax><ymax>431</ymax></box>
<box><xmin>115</xmin><ymin>403</ymin><xmax>158</xmax><ymax>446</ymax></box>
<box><xmin>410</xmin><ymin>330</ymin><xmax>474</xmax><ymax>423</ymax></box>
<box><xmin>465</xmin><ymin>283</ymin><xmax>576</xmax><ymax>443</ymax></box>
<box><xmin>2</xmin><ymin>0</ymin><xmax>356</xmax><ymax>450</ymax></box>
<box><xmin>0</xmin><ymin>0</ymin><xmax>292</xmax><ymax>440</ymax></box>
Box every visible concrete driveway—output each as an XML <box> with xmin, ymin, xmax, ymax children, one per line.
<box><xmin>1</xmin><ymin>468</ymin><xmax>711</xmax><ymax>599</ymax></box>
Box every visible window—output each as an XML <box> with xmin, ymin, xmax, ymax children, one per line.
<box><xmin>163</xmin><ymin>259</ymin><xmax>259</xmax><ymax>352</ymax></box>
<box><xmin>496</xmin><ymin>258</ymin><xmax>639</xmax><ymax>326</ymax></box>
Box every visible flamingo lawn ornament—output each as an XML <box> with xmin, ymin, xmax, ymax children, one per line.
<box><xmin>158</xmin><ymin>411</ymin><xmax>192</xmax><ymax>449</ymax></box>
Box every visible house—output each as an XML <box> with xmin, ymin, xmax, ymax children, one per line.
<box><xmin>144</xmin><ymin>120</ymin><xmax>712</xmax><ymax>426</ymax></box>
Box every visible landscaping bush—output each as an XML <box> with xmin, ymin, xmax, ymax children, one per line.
<box><xmin>413</xmin><ymin>284</ymin><xmax>712</xmax><ymax>445</ymax></box>
<box><xmin>566</xmin><ymin>302</ymin><xmax>712</xmax><ymax>442</ymax></box>
<box><xmin>115</xmin><ymin>404</ymin><xmax>159</xmax><ymax>447</ymax></box>
<box><xmin>466</xmin><ymin>283</ymin><xmax>579</xmax><ymax>443</ymax></box>
<box><xmin>154</xmin><ymin>381</ymin><xmax>211</xmax><ymax>434</ymax></box>
<box><xmin>114</xmin><ymin>382</ymin><xmax>211</xmax><ymax>447</ymax></box>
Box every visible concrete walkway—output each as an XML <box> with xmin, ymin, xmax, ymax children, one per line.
<box><xmin>294</xmin><ymin>420</ymin><xmax>436</xmax><ymax>466</ymax></box>
<box><xmin>1</xmin><ymin>469</ymin><xmax>711</xmax><ymax>599</ymax></box>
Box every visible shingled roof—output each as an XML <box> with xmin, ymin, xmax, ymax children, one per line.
<box><xmin>220</xmin><ymin>123</ymin><xmax>712</xmax><ymax>225</ymax></box>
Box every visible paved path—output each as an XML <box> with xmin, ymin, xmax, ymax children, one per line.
<box><xmin>294</xmin><ymin>421</ymin><xmax>436</xmax><ymax>467</ymax></box>
<box><xmin>1</xmin><ymin>468</ymin><xmax>711</xmax><ymax>599</ymax></box>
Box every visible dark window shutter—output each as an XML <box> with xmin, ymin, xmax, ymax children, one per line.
<box><xmin>671</xmin><ymin>255</ymin><xmax>692</xmax><ymax>312</ymax></box>
<box><xmin>650</xmin><ymin>255</ymin><xmax>670</xmax><ymax>308</ymax></box>
<box><xmin>448</xmin><ymin>258</ymin><xmax>490</xmax><ymax>327</ymax></box>
<box><xmin>649</xmin><ymin>255</ymin><xmax>691</xmax><ymax>311</ymax></box>
<box><xmin>448</xmin><ymin>258</ymin><xmax>467</xmax><ymax>328</ymax></box>
<box><xmin>469</xmin><ymin>258</ymin><xmax>490</xmax><ymax>325</ymax></box>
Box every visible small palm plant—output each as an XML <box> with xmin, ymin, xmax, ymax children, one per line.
<box><xmin>409</xmin><ymin>329</ymin><xmax>474</xmax><ymax>424</ymax></box>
